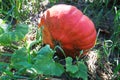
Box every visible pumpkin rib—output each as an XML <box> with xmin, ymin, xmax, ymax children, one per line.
<box><xmin>62</xmin><ymin>31</ymin><xmax>96</xmax><ymax>50</ymax></box>
<box><xmin>57</xmin><ymin>16</ymin><xmax>84</xmax><ymax>44</ymax></box>
<box><xmin>63</xmin><ymin>15</ymin><xmax>95</xmax><ymax>42</ymax></box>
<box><xmin>49</xmin><ymin>4</ymin><xmax>82</xmax><ymax>40</ymax></box>
<box><xmin>59</xmin><ymin>15</ymin><xmax>96</xmax><ymax>47</ymax></box>
<box><xmin>79</xmin><ymin>40</ymin><xmax>96</xmax><ymax>49</ymax></box>
<box><xmin>77</xmin><ymin>15</ymin><xmax>95</xmax><ymax>38</ymax></box>
<box><xmin>77</xmin><ymin>29</ymin><xmax>96</xmax><ymax>44</ymax></box>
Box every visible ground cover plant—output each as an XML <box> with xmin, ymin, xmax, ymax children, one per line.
<box><xmin>0</xmin><ymin>0</ymin><xmax>120</xmax><ymax>80</ymax></box>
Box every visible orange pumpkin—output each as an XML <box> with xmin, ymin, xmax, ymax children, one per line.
<box><xmin>38</xmin><ymin>4</ymin><xmax>96</xmax><ymax>58</ymax></box>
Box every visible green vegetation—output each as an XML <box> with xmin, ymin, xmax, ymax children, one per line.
<box><xmin>0</xmin><ymin>0</ymin><xmax>120</xmax><ymax>80</ymax></box>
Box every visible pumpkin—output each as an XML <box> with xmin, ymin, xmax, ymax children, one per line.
<box><xmin>38</xmin><ymin>4</ymin><xmax>96</xmax><ymax>58</ymax></box>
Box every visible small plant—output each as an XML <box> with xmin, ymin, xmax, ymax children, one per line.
<box><xmin>65</xmin><ymin>57</ymin><xmax>88</xmax><ymax>80</ymax></box>
<box><xmin>0</xmin><ymin>19</ymin><xmax>28</xmax><ymax>46</ymax></box>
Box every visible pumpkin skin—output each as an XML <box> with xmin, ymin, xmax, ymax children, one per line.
<box><xmin>38</xmin><ymin>4</ymin><xmax>96</xmax><ymax>58</ymax></box>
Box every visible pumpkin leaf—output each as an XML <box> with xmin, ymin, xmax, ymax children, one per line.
<box><xmin>11</xmin><ymin>48</ymin><xmax>32</xmax><ymax>69</ymax></box>
<box><xmin>0</xmin><ymin>23</ymin><xmax>28</xmax><ymax>46</ymax></box>
<box><xmin>66</xmin><ymin>57</ymin><xmax>78</xmax><ymax>73</ymax></box>
<box><xmin>0</xmin><ymin>62</ymin><xmax>9</xmax><ymax>72</ymax></box>
<box><xmin>65</xmin><ymin>57</ymin><xmax>88</xmax><ymax>80</ymax></box>
<box><xmin>70</xmin><ymin>61</ymin><xmax>88</xmax><ymax>80</ymax></box>
<box><xmin>33</xmin><ymin>45</ymin><xmax>64</xmax><ymax>76</ymax></box>
<box><xmin>37</xmin><ymin>44</ymin><xmax>55</xmax><ymax>55</ymax></box>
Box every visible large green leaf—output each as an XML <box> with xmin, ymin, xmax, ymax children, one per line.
<box><xmin>11</xmin><ymin>48</ymin><xmax>31</xmax><ymax>69</ymax></box>
<box><xmin>0</xmin><ymin>62</ymin><xmax>8</xmax><ymax>72</ymax></box>
<box><xmin>65</xmin><ymin>57</ymin><xmax>88</xmax><ymax>80</ymax></box>
<box><xmin>66</xmin><ymin>57</ymin><xmax>78</xmax><ymax>74</ymax></box>
<box><xmin>0</xmin><ymin>23</ymin><xmax>28</xmax><ymax>46</ymax></box>
<box><xmin>70</xmin><ymin>61</ymin><xmax>88</xmax><ymax>80</ymax></box>
<box><xmin>33</xmin><ymin>45</ymin><xmax>64</xmax><ymax>76</ymax></box>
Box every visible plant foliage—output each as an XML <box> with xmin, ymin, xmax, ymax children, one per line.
<box><xmin>33</xmin><ymin>45</ymin><xmax>64</xmax><ymax>76</ymax></box>
<box><xmin>0</xmin><ymin>20</ymin><xmax>28</xmax><ymax>46</ymax></box>
<box><xmin>66</xmin><ymin>57</ymin><xmax>88</xmax><ymax>80</ymax></box>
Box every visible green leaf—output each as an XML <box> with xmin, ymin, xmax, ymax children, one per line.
<box><xmin>0</xmin><ymin>32</ymin><xmax>12</xmax><ymax>45</ymax></box>
<box><xmin>65</xmin><ymin>57</ymin><xmax>88</xmax><ymax>80</ymax></box>
<box><xmin>0</xmin><ymin>27</ymin><xmax>4</xmax><ymax>34</ymax></box>
<box><xmin>115</xmin><ymin>10</ymin><xmax>120</xmax><ymax>21</ymax></box>
<box><xmin>33</xmin><ymin>45</ymin><xmax>64</xmax><ymax>76</ymax></box>
<box><xmin>0</xmin><ymin>62</ymin><xmax>13</xmax><ymax>79</ymax></box>
<box><xmin>0</xmin><ymin>62</ymin><xmax>8</xmax><ymax>72</ymax></box>
<box><xmin>11</xmin><ymin>48</ymin><xmax>31</xmax><ymax>69</ymax></box>
<box><xmin>70</xmin><ymin>61</ymin><xmax>88</xmax><ymax>80</ymax></box>
<box><xmin>37</xmin><ymin>44</ymin><xmax>55</xmax><ymax>55</ymax></box>
<box><xmin>66</xmin><ymin>57</ymin><xmax>78</xmax><ymax>73</ymax></box>
<box><xmin>114</xmin><ymin>64</ymin><xmax>120</xmax><ymax>74</ymax></box>
<box><xmin>0</xmin><ymin>23</ymin><xmax>28</xmax><ymax>46</ymax></box>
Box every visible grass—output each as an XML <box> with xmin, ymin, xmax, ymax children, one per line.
<box><xmin>0</xmin><ymin>0</ymin><xmax>120</xmax><ymax>80</ymax></box>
